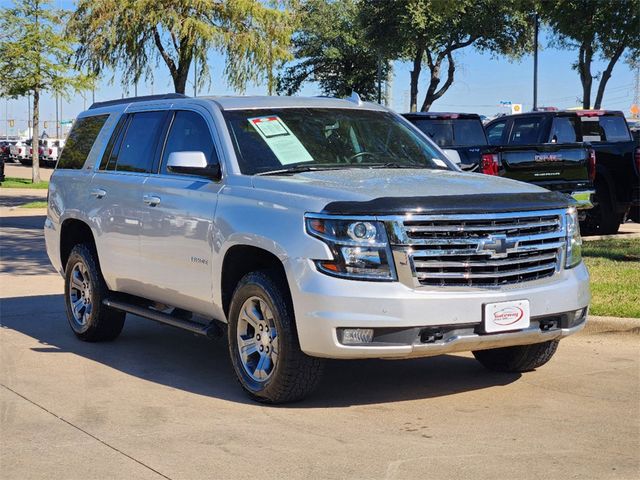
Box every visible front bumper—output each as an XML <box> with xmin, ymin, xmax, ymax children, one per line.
<box><xmin>290</xmin><ymin>260</ymin><xmax>590</xmax><ymax>359</ymax></box>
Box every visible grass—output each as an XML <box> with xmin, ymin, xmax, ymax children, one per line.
<box><xmin>582</xmin><ymin>238</ymin><xmax>640</xmax><ymax>318</ymax></box>
<box><xmin>0</xmin><ymin>177</ymin><xmax>49</xmax><ymax>189</ymax></box>
<box><xmin>19</xmin><ymin>201</ymin><xmax>48</xmax><ymax>209</ymax></box>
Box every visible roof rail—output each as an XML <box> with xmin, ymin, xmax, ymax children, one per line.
<box><xmin>88</xmin><ymin>93</ymin><xmax>189</xmax><ymax>110</ymax></box>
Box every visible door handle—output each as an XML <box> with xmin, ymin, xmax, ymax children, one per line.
<box><xmin>143</xmin><ymin>194</ymin><xmax>161</xmax><ymax>207</ymax></box>
<box><xmin>90</xmin><ymin>188</ymin><xmax>107</xmax><ymax>199</ymax></box>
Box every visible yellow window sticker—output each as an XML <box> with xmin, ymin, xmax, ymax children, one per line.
<box><xmin>249</xmin><ymin>116</ymin><xmax>314</xmax><ymax>165</ymax></box>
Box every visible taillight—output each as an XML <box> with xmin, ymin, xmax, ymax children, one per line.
<box><xmin>480</xmin><ymin>153</ymin><xmax>500</xmax><ymax>175</ymax></box>
<box><xmin>588</xmin><ymin>148</ymin><xmax>597</xmax><ymax>182</ymax></box>
<box><xmin>18</xmin><ymin>148</ymin><xmax>22</xmax><ymax>154</ymax></box>
<box><xmin>29</xmin><ymin>148</ymin><xmax>33</xmax><ymax>154</ymax></box>
<box><xmin>635</xmin><ymin>147</ymin><xmax>640</xmax><ymax>175</ymax></box>
<box><xmin>48</xmin><ymin>148</ymin><xmax>53</xmax><ymax>155</ymax></box>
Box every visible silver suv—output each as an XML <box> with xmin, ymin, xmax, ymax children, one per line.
<box><xmin>45</xmin><ymin>94</ymin><xmax>590</xmax><ymax>403</ymax></box>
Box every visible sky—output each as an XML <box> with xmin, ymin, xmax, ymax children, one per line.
<box><xmin>1</xmin><ymin>0</ymin><xmax>637</xmax><ymax>138</ymax></box>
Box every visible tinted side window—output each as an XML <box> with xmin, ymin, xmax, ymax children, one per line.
<box><xmin>599</xmin><ymin>116</ymin><xmax>631</xmax><ymax>142</ymax></box>
<box><xmin>412</xmin><ymin>120</ymin><xmax>453</xmax><ymax>147</ymax></box>
<box><xmin>550</xmin><ymin>117</ymin><xmax>578</xmax><ymax>143</ymax></box>
<box><xmin>115</xmin><ymin>111</ymin><xmax>166</xmax><ymax>173</ymax></box>
<box><xmin>508</xmin><ymin>117</ymin><xmax>543</xmax><ymax>145</ymax></box>
<box><xmin>486</xmin><ymin>120</ymin><xmax>507</xmax><ymax>145</ymax></box>
<box><xmin>57</xmin><ymin>115</ymin><xmax>109</xmax><ymax>169</ymax></box>
<box><xmin>161</xmin><ymin>111</ymin><xmax>218</xmax><ymax>174</ymax></box>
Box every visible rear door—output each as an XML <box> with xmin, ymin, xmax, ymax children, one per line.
<box><xmin>138</xmin><ymin>108</ymin><xmax>223</xmax><ymax>315</ymax></box>
<box><xmin>90</xmin><ymin>109</ymin><xmax>167</xmax><ymax>294</ymax></box>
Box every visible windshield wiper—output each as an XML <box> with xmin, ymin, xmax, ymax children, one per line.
<box><xmin>366</xmin><ymin>162</ymin><xmax>431</xmax><ymax>169</ymax></box>
<box><xmin>255</xmin><ymin>164</ymin><xmax>345</xmax><ymax>176</ymax></box>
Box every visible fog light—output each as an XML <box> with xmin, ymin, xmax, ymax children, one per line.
<box><xmin>573</xmin><ymin>308</ymin><xmax>587</xmax><ymax>323</ymax></box>
<box><xmin>341</xmin><ymin>328</ymin><xmax>374</xmax><ymax>345</ymax></box>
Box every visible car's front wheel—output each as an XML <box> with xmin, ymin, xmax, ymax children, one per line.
<box><xmin>227</xmin><ymin>270</ymin><xmax>324</xmax><ymax>403</ymax></box>
<box><xmin>472</xmin><ymin>340</ymin><xmax>559</xmax><ymax>373</ymax></box>
<box><xmin>64</xmin><ymin>244</ymin><xmax>125</xmax><ymax>341</ymax></box>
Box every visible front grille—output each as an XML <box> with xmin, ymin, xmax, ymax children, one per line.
<box><xmin>388</xmin><ymin>210</ymin><xmax>566</xmax><ymax>287</ymax></box>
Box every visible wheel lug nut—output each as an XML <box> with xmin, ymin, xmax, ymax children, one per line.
<box><xmin>256</xmin><ymin>334</ymin><xmax>261</xmax><ymax>340</ymax></box>
<box><xmin>259</xmin><ymin>324</ymin><xmax>264</xmax><ymax>331</ymax></box>
<box><xmin>259</xmin><ymin>345</ymin><xmax>264</xmax><ymax>352</ymax></box>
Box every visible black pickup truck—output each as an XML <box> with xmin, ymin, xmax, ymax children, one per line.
<box><xmin>404</xmin><ymin>112</ymin><xmax>595</xmax><ymax>216</ymax></box>
<box><xmin>485</xmin><ymin>110</ymin><xmax>639</xmax><ymax>234</ymax></box>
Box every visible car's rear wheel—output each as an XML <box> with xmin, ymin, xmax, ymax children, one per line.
<box><xmin>472</xmin><ymin>340</ymin><xmax>559</xmax><ymax>373</ymax></box>
<box><xmin>64</xmin><ymin>244</ymin><xmax>125</xmax><ymax>341</ymax></box>
<box><xmin>582</xmin><ymin>182</ymin><xmax>620</xmax><ymax>235</ymax></box>
<box><xmin>227</xmin><ymin>270</ymin><xmax>324</xmax><ymax>403</ymax></box>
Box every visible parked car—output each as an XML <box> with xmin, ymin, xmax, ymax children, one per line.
<box><xmin>39</xmin><ymin>138</ymin><xmax>66</xmax><ymax>167</ymax></box>
<box><xmin>406</xmin><ymin>111</ymin><xmax>595</xmax><ymax>217</ymax></box>
<box><xmin>485</xmin><ymin>110</ymin><xmax>639</xmax><ymax>233</ymax></box>
<box><xmin>45</xmin><ymin>94</ymin><xmax>590</xmax><ymax>403</ymax></box>
<box><xmin>9</xmin><ymin>139</ymin><xmax>30</xmax><ymax>164</ymax></box>
<box><xmin>402</xmin><ymin>112</ymin><xmax>488</xmax><ymax>170</ymax></box>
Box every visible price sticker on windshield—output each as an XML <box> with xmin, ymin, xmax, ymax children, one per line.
<box><xmin>248</xmin><ymin>115</ymin><xmax>313</xmax><ymax>165</ymax></box>
<box><xmin>250</xmin><ymin>116</ymin><xmax>289</xmax><ymax>138</ymax></box>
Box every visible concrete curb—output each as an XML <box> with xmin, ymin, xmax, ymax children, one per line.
<box><xmin>583</xmin><ymin>233</ymin><xmax>640</xmax><ymax>241</ymax></box>
<box><xmin>582</xmin><ymin>315</ymin><xmax>640</xmax><ymax>336</ymax></box>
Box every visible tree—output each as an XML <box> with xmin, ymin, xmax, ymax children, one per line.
<box><xmin>362</xmin><ymin>0</ymin><xmax>533</xmax><ymax>111</ymax></box>
<box><xmin>68</xmin><ymin>0</ymin><xmax>295</xmax><ymax>95</ymax></box>
<box><xmin>540</xmin><ymin>0</ymin><xmax>640</xmax><ymax>109</ymax></box>
<box><xmin>0</xmin><ymin>0</ymin><xmax>90</xmax><ymax>183</ymax></box>
<box><xmin>277</xmin><ymin>0</ymin><xmax>389</xmax><ymax>100</ymax></box>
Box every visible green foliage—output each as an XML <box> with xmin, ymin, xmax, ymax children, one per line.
<box><xmin>0</xmin><ymin>177</ymin><xmax>49</xmax><ymax>189</ymax></box>
<box><xmin>362</xmin><ymin>0</ymin><xmax>533</xmax><ymax>111</ymax></box>
<box><xmin>0</xmin><ymin>0</ymin><xmax>92</xmax><ymax>183</ymax></box>
<box><xmin>277</xmin><ymin>0</ymin><xmax>389</xmax><ymax>100</ymax></box>
<box><xmin>68</xmin><ymin>0</ymin><xmax>296</xmax><ymax>94</ymax></box>
<box><xmin>540</xmin><ymin>0</ymin><xmax>640</xmax><ymax>109</ymax></box>
<box><xmin>0</xmin><ymin>0</ymin><xmax>91</xmax><ymax>98</ymax></box>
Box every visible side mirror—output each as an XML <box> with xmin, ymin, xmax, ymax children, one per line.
<box><xmin>166</xmin><ymin>151</ymin><xmax>221</xmax><ymax>180</ymax></box>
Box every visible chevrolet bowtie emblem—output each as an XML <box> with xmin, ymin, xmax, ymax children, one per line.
<box><xmin>477</xmin><ymin>234</ymin><xmax>517</xmax><ymax>258</ymax></box>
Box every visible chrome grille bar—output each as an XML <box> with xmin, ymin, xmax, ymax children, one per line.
<box><xmin>386</xmin><ymin>209</ymin><xmax>567</xmax><ymax>288</ymax></box>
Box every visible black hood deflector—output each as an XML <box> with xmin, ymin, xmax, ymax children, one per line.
<box><xmin>322</xmin><ymin>191</ymin><xmax>573</xmax><ymax>216</ymax></box>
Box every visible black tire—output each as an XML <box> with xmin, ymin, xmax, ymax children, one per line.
<box><xmin>472</xmin><ymin>340</ymin><xmax>559</xmax><ymax>373</ymax></box>
<box><xmin>582</xmin><ymin>182</ymin><xmax>620</xmax><ymax>235</ymax></box>
<box><xmin>227</xmin><ymin>270</ymin><xmax>324</xmax><ymax>403</ymax></box>
<box><xmin>64</xmin><ymin>244</ymin><xmax>125</xmax><ymax>342</ymax></box>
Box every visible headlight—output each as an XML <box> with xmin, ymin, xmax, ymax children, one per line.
<box><xmin>565</xmin><ymin>207</ymin><xmax>582</xmax><ymax>268</ymax></box>
<box><xmin>305</xmin><ymin>216</ymin><xmax>396</xmax><ymax>281</ymax></box>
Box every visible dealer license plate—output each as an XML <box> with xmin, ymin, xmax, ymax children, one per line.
<box><xmin>484</xmin><ymin>300</ymin><xmax>530</xmax><ymax>333</ymax></box>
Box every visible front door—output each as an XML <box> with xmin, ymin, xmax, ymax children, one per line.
<box><xmin>139</xmin><ymin>109</ymin><xmax>223</xmax><ymax>316</ymax></box>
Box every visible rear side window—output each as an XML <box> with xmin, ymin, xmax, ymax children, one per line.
<box><xmin>112</xmin><ymin>111</ymin><xmax>166</xmax><ymax>173</ymax></box>
<box><xmin>412</xmin><ymin>119</ymin><xmax>487</xmax><ymax>147</ymax></box>
<box><xmin>160</xmin><ymin>111</ymin><xmax>218</xmax><ymax>174</ymax></box>
<box><xmin>486</xmin><ymin>119</ymin><xmax>507</xmax><ymax>145</ymax></box>
<box><xmin>599</xmin><ymin>116</ymin><xmax>631</xmax><ymax>142</ymax></box>
<box><xmin>57</xmin><ymin>115</ymin><xmax>108</xmax><ymax>169</ymax></box>
<box><xmin>508</xmin><ymin>117</ymin><xmax>543</xmax><ymax>145</ymax></box>
<box><xmin>413</xmin><ymin>120</ymin><xmax>453</xmax><ymax>147</ymax></box>
<box><xmin>550</xmin><ymin>117</ymin><xmax>579</xmax><ymax>143</ymax></box>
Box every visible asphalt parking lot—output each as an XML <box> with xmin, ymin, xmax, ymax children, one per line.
<box><xmin>1</xmin><ymin>199</ymin><xmax>639</xmax><ymax>480</ymax></box>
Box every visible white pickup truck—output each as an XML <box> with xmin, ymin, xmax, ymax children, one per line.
<box><xmin>45</xmin><ymin>94</ymin><xmax>590</xmax><ymax>403</ymax></box>
<box><xmin>9</xmin><ymin>140</ymin><xmax>30</xmax><ymax>164</ymax></box>
<box><xmin>39</xmin><ymin>138</ymin><xmax>65</xmax><ymax>167</ymax></box>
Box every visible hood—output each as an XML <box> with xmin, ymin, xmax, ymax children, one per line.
<box><xmin>250</xmin><ymin>168</ymin><xmax>570</xmax><ymax>215</ymax></box>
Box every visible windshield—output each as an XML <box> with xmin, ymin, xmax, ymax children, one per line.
<box><xmin>411</xmin><ymin>119</ymin><xmax>487</xmax><ymax>147</ymax></box>
<box><xmin>224</xmin><ymin>108</ymin><xmax>452</xmax><ymax>175</ymax></box>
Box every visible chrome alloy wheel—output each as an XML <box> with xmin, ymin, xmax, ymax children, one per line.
<box><xmin>236</xmin><ymin>296</ymin><xmax>279</xmax><ymax>382</ymax></box>
<box><xmin>68</xmin><ymin>261</ymin><xmax>93</xmax><ymax>327</ymax></box>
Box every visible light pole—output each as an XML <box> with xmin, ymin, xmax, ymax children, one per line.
<box><xmin>27</xmin><ymin>93</ymin><xmax>31</xmax><ymax>138</ymax></box>
<box><xmin>533</xmin><ymin>12</ymin><xmax>539</xmax><ymax>111</ymax></box>
<box><xmin>55</xmin><ymin>92</ymin><xmax>60</xmax><ymax>138</ymax></box>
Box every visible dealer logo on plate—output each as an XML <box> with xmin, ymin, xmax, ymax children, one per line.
<box><xmin>492</xmin><ymin>306</ymin><xmax>525</xmax><ymax>326</ymax></box>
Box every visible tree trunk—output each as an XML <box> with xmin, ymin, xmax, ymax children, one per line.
<box><xmin>172</xmin><ymin>68</ymin><xmax>189</xmax><ymax>94</ymax></box>
<box><xmin>32</xmin><ymin>89</ymin><xmax>41</xmax><ymax>184</ymax></box>
<box><xmin>421</xmin><ymin>52</ymin><xmax>455</xmax><ymax>112</ymax></box>
<box><xmin>578</xmin><ymin>43</ymin><xmax>594</xmax><ymax>109</ymax></box>
<box><xmin>409</xmin><ymin>48</ymin><xmax>423</xmax><ymax>113</ymax></box>
<box><xmin>594</xmin><ymin>43</ymin><xmax>626</xmax><ymax>109</ymax></box>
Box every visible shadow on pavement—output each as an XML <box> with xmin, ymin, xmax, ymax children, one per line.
<box><xmin>0</xmin><ymin>192</ymin><xmax>48</xmax><ymax>208</ymax></box>
<box><xmin>1</xmin><ymin>293</ymin><xmax>521</xmax><ymax>407</ymax></box>
<box><xmin>0</xmin><ymin>215</ymin><xmax>53</xmax><ymax>275</ymax></box>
